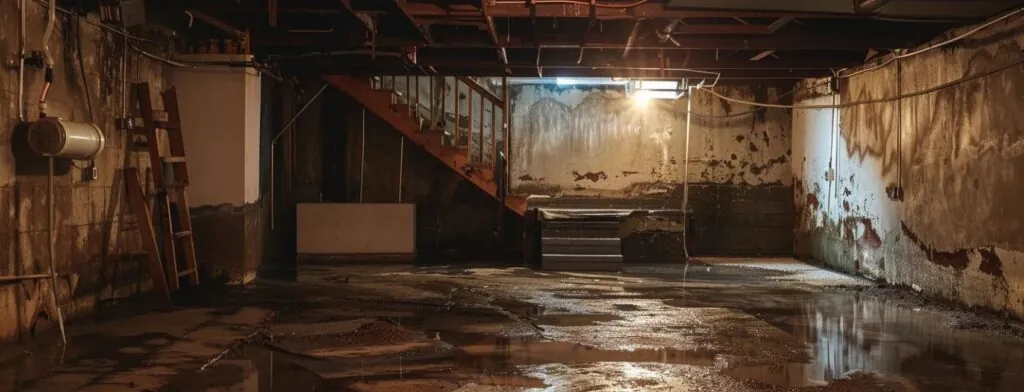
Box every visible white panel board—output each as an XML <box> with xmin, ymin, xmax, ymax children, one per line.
<box><xmin>297</xmin><ymin>203</ymin><xmax>415</xmax><ymax>256</ymax></box>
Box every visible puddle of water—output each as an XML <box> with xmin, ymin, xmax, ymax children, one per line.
<box><xmin>0</xmin><ymin>332</ymin><xmax>180</xmax><ymax>392</ymax></box>
<box><xmin>9</xmin><ymin>263</ymin><xmax>1024</xmax><ymax>392</ymax></box>
<box><xmin>660</xmin><ymin>287</ymin><xmax>1024</xmax><ymax>391</ymax></box>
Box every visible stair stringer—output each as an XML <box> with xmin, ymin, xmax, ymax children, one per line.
<box><xmin>323</xmin><ymin>75</ymin><xmax>527</xmax><ymax>216</ymax></box>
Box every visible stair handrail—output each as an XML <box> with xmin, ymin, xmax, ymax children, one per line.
<box><xmin>457</xmin><ymin>76</ymin><xmax>503</xmax><ymax>106</ymax></box>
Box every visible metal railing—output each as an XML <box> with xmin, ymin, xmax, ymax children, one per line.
<box><xmin>372</xmin><ymin>75</ymin><xmax>507</xmax><ymax>169</ymax></box>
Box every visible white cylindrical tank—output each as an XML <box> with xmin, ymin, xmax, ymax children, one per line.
<box><xmin>28</xmin><ymin>118</ymin><xmax>106</xmax><ymax>160</ymax></box>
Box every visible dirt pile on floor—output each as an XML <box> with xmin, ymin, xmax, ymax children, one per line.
<box><xmin>330</xmin><ymin>320</ymin><xmax>425</xmax><ymax>347</ymax></box>
<box><xmin>275</xmin><ymin>319</ymin><xmax>425</xmax><ymax>353</ymax></box>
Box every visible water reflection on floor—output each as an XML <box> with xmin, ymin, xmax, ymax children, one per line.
<box><xmin>748</xmin><ymin>291</ymin><xmax>1024</xmax><ymax>391</ymax></box>
<box><xmin>4</xmin><ymin>260</ymin><xmax>1024</xmax><ymax>391</ymax></box>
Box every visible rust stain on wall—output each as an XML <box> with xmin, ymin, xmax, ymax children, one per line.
<box><xmin>511</xmin><ymin>84</ymin><xmax>793</xmax><ymax>196</ymax></box>
<box><xmin>902</xmin><ymin>222</ymin><xmax>970</xmax><ymax>271</ymax></box>
<box><xmin>806</xmin><ymin>193</ymin><xmax>820</xmax><ymax>210</ymax></box>
<box><xmin>792</xmin><ymin>16</ymin><xmax>1024</xmax><ymax>318</ymax></box>
<box><xmin>749</xmin><ymin>155</ymin><xmax>788</xmax><ymax>176</ymax></box>
<box><xmin>843</xmin><ymin>217</ymin><xmax>882</xmax><ymax>249</ymax></box>
<box><xmin>978</xmin><ymin>248</ymin><xmax>1003</xmax><ymax>277</ymax></box>
<box><xmin>573</xmin><ymin>171</ymin><xmax>608</xmax><ymax>182</ymax></box>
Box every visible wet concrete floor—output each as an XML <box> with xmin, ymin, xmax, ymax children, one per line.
<box><xmin>2</xmin><ymin>258</ymin><xmax>1024</xmax><ymax>391</ymax></box>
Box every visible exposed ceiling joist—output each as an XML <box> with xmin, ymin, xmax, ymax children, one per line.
<box><xmin>338</xmin><ymin>0</ymin><xmax>372</xmax><ymax>31</ymax></box>
<box><xmin>481</xmin><ymin>4</ymin><xmax>508</xmax><ymax>66</ymax></box>
<box><xmin>498</xmin><ymin>31</ymin><xmax>911</xmax><ymax>50</ymax></box>
<box><xmin>416</xmin><ymin>48</ymin><xmax>864</xmax><ymax>70</ymax></box>
<box><xmin>319</xmin><ymin>65</ymin><xmax>829</xmax><ymax>79</ymax></box>
<box><xmin>253</xmin><ymin>29</ymin><xmax>913</xmax><ymax>50</ymax></box>
<box><xmin>404</xmin><ymin>2</ymin><xmax>863</xmax><ymax>20</ymax></box>
<box><xmin>393</xmin><ymin>0</ymin><xmax>434</xmax><ymax>44</ymax></box>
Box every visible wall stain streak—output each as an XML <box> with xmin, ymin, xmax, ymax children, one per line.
<box><xmin>572</xmin><ymin>171</ymin><xmax>608</xmax><ymax>182</ymax></box>
<box><xmin>902</xmin><ymin>222</ymin><xmax>970</xmax><ymax>271</ymax></box>
<box><xmin>978</xmin><ymin>248</ymin><xmax>1004</xmax><ymax>277</ymax></box>
<box><xmin>511</xmin><ymin>84</ymin><xmax>793</xmax><ymax>195</ymax></box>
<box><xmin>843</xmin><ymin>217</ymin><xmax>882</xmax><ymax>249</ymax></box>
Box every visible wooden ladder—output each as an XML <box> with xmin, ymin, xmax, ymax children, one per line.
<box><xmin>124</xmin><ymin>83</ymin><xmax>200</xmax><ymax>309</ymax></box>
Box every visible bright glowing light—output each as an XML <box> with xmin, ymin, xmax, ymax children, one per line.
<box><xmin>632</xmin><ymin>91</ymin><xmax>652</xmax><ymax>107</ymax></box>
<box><xmin>637</xmin><ymin>80</ymin><xmax>679</xmax><ymax>91</ymax></box>
<box><xmin>556</xmin><ymin>77</ymin><xmax>575</xmax><ymax>85</ymax></box>
<box><xmin>633</xmin><ymin>89</ymin><xmax>678</xmax><ymax>101</ymax></box>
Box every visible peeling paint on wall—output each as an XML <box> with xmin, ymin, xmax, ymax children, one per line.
<box><xmin>510</xmin><ymin>84</ymin><xmax>793</xmax><ymax>197</ymax></box>
<box><xmin>793</xmin><ymin>14</ymin><xmax>1024</xmax><ymax>318</ymax></box>
<box><xmin>511</xmin><ymin>83</ymin><xmax>797</xmax><ymax>256</ymax></box>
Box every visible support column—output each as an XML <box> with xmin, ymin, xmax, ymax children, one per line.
<box><xmin>171</xmin><ymin>54</ymin><xmax>263</xmax><ymax>284</ymax></box>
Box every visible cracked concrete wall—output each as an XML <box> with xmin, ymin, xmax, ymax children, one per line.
<box><xmin>1</xmin><ymin>3</ymin><xmax>167</xmax><ymax>341</ymax></box>
<box><xmin>511</xmin><ymin>84</ymin><xmax>794</xmax><ymax>255</ymax></box>
<box><xmin>793</xmin><ymin>14</ymin><xmax>1024</xmax><ymax>318</ymax></box>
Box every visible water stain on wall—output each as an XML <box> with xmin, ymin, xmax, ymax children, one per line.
<box><xmin>511</xmin><ymin>84</ymin><xmax>793</xmax><ymax>196</ymax></box>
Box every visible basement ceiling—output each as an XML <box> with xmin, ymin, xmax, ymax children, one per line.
<box><xmin>180</xmin><ymin>0</ymin><xmax>1024</xmax><ymax>79</ymax></box>
<box><xmin>665</xmin><ymin>0</ymin><xmax>1022</xmax><ymax>18</ymax></box>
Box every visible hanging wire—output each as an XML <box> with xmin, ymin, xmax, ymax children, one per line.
<box><xmin>837</xmin><ymin>7</ymin><xmax>1024</xmax><ymax>79</ymax></box>
<box><xmin>696</xmin><ymin>54</ymin><xmax>1024</xmax><ymax>112</ymax></box>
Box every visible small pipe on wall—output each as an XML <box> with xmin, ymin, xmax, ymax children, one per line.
<box><xmin>38</xmin><ymin>0</ymin><xmax>56</xmax><ymax>117</ymax></box>
<box><xmin>17</xmin><ymin>0</ymin><xmax>27</xmax><ymax>122</ymax></box>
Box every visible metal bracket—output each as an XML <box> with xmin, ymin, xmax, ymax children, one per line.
<box><xmin>25</xmin><ymin>51</ymin><xmax>45</xmax><ymax>69</ymax></box>
<box><xmin>115</xmin><ymin>116</ymin><xmax>135</xmax><ymax>130</ymax></box>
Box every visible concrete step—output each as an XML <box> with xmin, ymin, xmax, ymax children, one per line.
<box><xmin>541</xmin><ymin>237</ymin><xmax>621</xmax><ymax>255</ymax></box>
<box><xmin>542</xmin><ymin>254</ymin><xmax>623</xmax><ymax>271</ymax></box>
<box><xmin>541</xmin><ymin>220</ymin><xmax>620</xmax><ymax>239</ymax></box>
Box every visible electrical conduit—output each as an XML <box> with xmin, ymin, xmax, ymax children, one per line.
<box><xmin>39</xmin><ymin>0</ymin><xmax>56</xmax><ymax>118</ymax></box>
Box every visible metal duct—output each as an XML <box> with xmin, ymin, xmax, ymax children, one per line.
<box><xmin>28</xmin><ymin>118</ymin><xmax>106</xmax><ymax>160</ymax></box>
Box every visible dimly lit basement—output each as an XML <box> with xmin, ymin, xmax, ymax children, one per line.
<box><xmin>3</xmin><ymin>0</ymin><xmax>1024</xmax><ymax>391</ymax></box>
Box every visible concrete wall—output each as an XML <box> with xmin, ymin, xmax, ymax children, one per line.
<box><xmin>172</xmin><ymin>62</ymin><xmax>261</xmax><ymax>207</ymax></box>
<box><xmin>172</xmin><ymin>61</ymin><xmax>263</xmax><ymax>284</ymax></box>
<box><xmin>510</xmin><ymin>84</ymin><xmax>794</xmax><ymax>255</ymax></box>
<box><xmin>792</xmin><ymin>15</ymin><xmax>1024</xmax><ymax>318</ymax></box>
<box><xmin>1</xmin><ymin>3</ymin><xmax>167</xmax><ymax>341</ymax></box>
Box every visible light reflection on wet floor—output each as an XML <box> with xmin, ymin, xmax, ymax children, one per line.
<box><xmin>4</xmin><ymin>261</ymin><xmax>1024</xmax><ymax>391</ymax></box>
<box><xmin>407</xmin><ymin>265</ymin><xmax>1024</xmax><ymax>391</ymax></box>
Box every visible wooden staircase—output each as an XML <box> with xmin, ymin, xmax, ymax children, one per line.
<box><xmin>323</xmin><ymin>75</ymin><xmax>526</xmax><ymax>216</ymax></box>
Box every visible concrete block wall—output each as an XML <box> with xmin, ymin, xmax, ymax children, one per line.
<box><xmin>792</xmin><ymin>13</ymin><xmax>1024</xmax><ymax>318</ymax></box>
<box><xmin>0</xmin><ymin>2</ymin><xmax>167</xmax><ymax>341</ymax></box>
